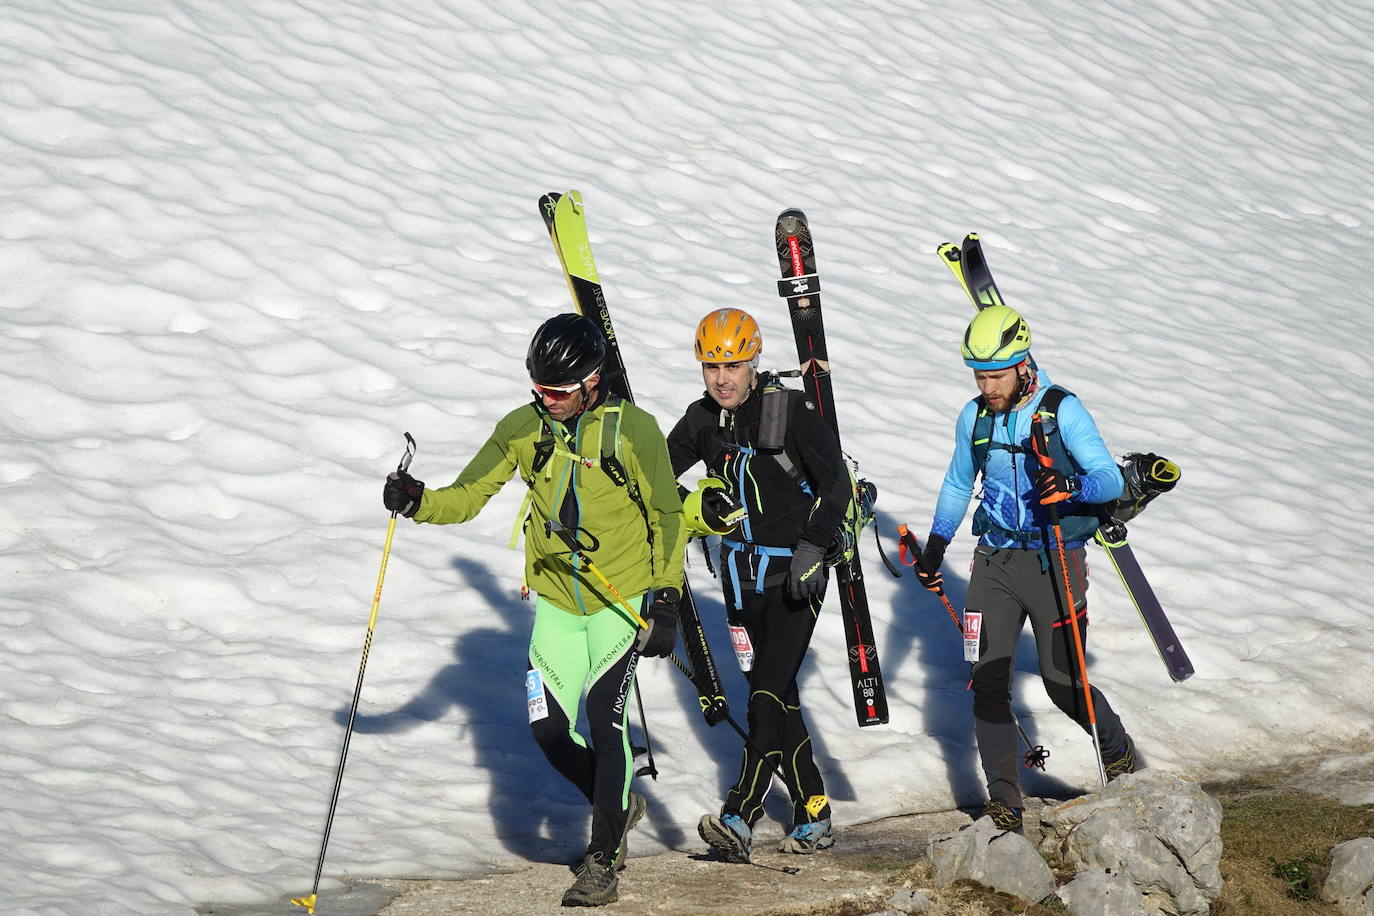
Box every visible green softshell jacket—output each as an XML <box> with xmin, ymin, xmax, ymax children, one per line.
<box><xmin>413</xmin><ymin>398</ymin><xmax>686</xmax><ymax>616</ymax></box>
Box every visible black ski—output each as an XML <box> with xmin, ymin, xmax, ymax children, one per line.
<box><xmin>538</xmin><ymin>190</ymin><xmax>731</xmax><ymax>718</ymax></box>
<box><xmin>775</xmin><ymin>209</ymin><xmax>888</xmax><ymax>727</ymax></box>
<box><xmin>1096</xmin><ymin>521</ymin><xmax>1194</xmax><ymax>682</ymax></box>
<box><xmin>936</xmin><ymin>233</ymin><xmax>1193</xmax><ymax>682</ymax></box>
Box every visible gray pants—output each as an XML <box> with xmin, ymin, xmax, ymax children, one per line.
<box><xmin>966</xmin><ymin>544</ymin><xmax>1130</xmax><ymax>808</ymax></box>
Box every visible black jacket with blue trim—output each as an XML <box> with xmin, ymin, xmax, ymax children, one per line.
<box><xmin>667</xmin><ymin>383</ymin><xmax>848</xmax><ymax>550</ymax></box>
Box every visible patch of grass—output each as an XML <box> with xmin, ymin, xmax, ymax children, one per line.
<box><xmin>1269</xmin><ymin>856</ymin><xmax>1321</xmax><ymax>901</ymax></box>
<box><xmin>933</xmin><ymin>881</ymin><xmax>1068</xmax><ymax>914</ymax></box>
<box><xmin>1202</xmin><ymin>778</ymin><xmax>1374</xmax><ymax>916</ymax></box>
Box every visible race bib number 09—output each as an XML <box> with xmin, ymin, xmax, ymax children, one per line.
<box><xmin>729</xmin><ymin>625</ymin><xmax>755</xmax><ymax>672</ymax></box>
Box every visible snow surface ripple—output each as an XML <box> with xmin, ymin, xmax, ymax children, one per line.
<box><xmin>1</xmin><ymin>0</ymin><xmax>1373</xmax><ymax>912</ymax></box>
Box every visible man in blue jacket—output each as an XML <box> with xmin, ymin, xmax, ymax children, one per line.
<box><xmin>915</xmin><ymin>305</ymin><xmax>1138</xmax><ymax>833</ymax></box>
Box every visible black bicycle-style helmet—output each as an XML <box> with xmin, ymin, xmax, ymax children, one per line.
<box><xmin>526</xmin><ymin>313</ymin><xmax>607</xmax><ymax>386</ymax></box>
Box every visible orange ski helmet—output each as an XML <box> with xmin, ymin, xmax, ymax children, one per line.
<box><xmin>695</xmin><ymin>308</ymin><xmax>762</xmax><ymax>364</ymax></box>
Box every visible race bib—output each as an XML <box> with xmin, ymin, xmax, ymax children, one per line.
<box><xmin>963</xmin><ymin>611</ymin><xmax>983</xmax><ymax>663</ymax></box>
<box><xmin>526</xmin><ymin>670</ymin><xmax>549</xmax><ymax>723</ymax></box>
<box><xmin>729</xmin><ymin>625</ymin><xmax>755</xmax><ymax>672</ymax></box>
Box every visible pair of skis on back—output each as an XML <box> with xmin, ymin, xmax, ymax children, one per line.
<box><xmin>935</xmin><ymin>234</ymin><xmax>1194</xmax><ymax>683</ymax></box>
<box><xmin>538</xmin><ymin>191</ymin><xmax>890</xmax><ymax>729</ymax></box>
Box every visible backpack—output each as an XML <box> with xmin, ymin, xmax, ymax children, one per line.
<box><xmin>970</xmin><ymin>386</ymin><xmax>1180</xmax><ymax>545</ymax></box>
<box><xmin>511</xmin><ymin>395</ymin><xmax>653</xmax><ymax>552</ymax></box>
<box><xmin>969</xmin><ymin>385</ymin><xmax>1101</xmax><ymax>544</ymax></box>
<box><xmin>754</xmin><ymin>373</ymin><xmax>876</xmax><ymax>567</ymax></box>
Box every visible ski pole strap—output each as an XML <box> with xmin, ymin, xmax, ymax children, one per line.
<box><xmin>1030</xmin><ymin>413</ymin><xmax>1070</xmax><ymax>505</ymax></box>
<box><xmin>508</xmin><ymin>486</ymin><xmax>537</xmax><ymax>550</ymax></box>
<box><xmin>896</xmin><ymin>524</ymin><xmax>919</xmax><ymax>568</ymax></box>
<box><xmin>632</xmin><ymin>679</ymin><xmax>657</xmax><ymax>780</ymax></box>
<box><xmin>896</xmin><ymin>524</ymin><xmax>964</xmax><ymax>636</ymax></box>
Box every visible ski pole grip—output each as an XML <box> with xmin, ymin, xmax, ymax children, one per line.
<box><xmin>897</xmin><ymin>524</ymin><xmax>944</xmax><ymax>580</ymax></box>
<box><xmin>896</xmin><ymin>523</ymin><xmax>929</xmax><ymax>572</ymax></box>
<box><xmin>896</xmin><ymin>524</ymin><xmax>924</xmax><ymax>573</ymax></box>
<box><xmin>1030</xmin><ymin>414</ymin><xmax>1054</xmax><ymax>469</ymax></box>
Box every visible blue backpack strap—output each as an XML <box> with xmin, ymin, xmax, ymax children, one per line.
<box><xmin>721</xmin><ymin>537</ymin><xmax>794</xmax><ymax>597</ymax></box>
<box><xmin>970</xmin><ymin>401</ymin><xmax>995</xmax><ymax>478</ymax></box>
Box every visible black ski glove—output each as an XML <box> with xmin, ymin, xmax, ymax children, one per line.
<box><xmin>635</xmin><ymin>588</ymin><xmax>679</xmax><ymax>658</ymax></box>
<box><xmin>1033</xmin><ymin>465</ymin><xmax>1077</xmax><ymax>505</ymax></box>
<box><xmin>702</xmin><ymin>487</ymin><xmax>747</xmax><ymax>532</ymax></box>
<box><xmin>701</xmin><ymin>694</ymin><xmax>730</xmax><ymax>727</ymax></box>
<box><xmin>787</xmin><ymin>540</ymin><xmax>828</xmax><ymax>600</ymax></box>
<box><xmin>916</xmin><ymin>533</ymin><xmax>948</xmax><ymax>592</ymax></box>
<box><xmin>383</xmin><ymin>469</ymin><xmax>425</xmax><ymax>518</ymax></box>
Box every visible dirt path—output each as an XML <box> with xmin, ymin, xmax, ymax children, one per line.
<box><xmin>213</xmin><ymin>753</ymin><xmax>1374</xmax><ymax>916</ymax></box>
<box><xmin>364</xmin><ymin>752</ymin><xmax>1374</xmax><ymax>916</ymax></box>
<box><xmin>370</xmin><ymin>805</ymin><xmax>990</xmax><ymax>916</ymax></box>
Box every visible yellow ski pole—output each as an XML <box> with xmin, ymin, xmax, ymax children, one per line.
<box><xmin>545</xmin><ymin>516</ymin><xmax>669</xmax><ymax>780</ymax></box>
<box><xmin>293</xmin><ymin>433</ymin><xmax>416</xmax><ymax>915</ymax></box>
<box><xmin>543</xmin><ymin>517</ymin><xmax>647</xmax><ymax>629</ymax></box>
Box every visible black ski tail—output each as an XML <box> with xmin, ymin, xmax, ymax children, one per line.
<box><xmin>1096</xmin><ymin>521</ymin><xmax>1194</xmax><ymax>682</ymax></box>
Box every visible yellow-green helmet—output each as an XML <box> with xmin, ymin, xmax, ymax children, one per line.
<box><xmin>682</xmin><ymin>478</ymin><xmax>742</xmax><ymax>536</ymax></box>
<box><xmin>962</xmin><ymin>305</ymin><xmax>1031</xmax><ymax>369</ymax></box>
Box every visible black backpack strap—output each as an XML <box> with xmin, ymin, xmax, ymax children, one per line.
<box><xmin>1032</xmin><ymin>386</ymin><xmax>1075</xmax><ymax>472</ymax></box>
<box><xmin>970</xmin><ymin>386</ymin><xmax>1072</xmax><ymax>477</ymax></box>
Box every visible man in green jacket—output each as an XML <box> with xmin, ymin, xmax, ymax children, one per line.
<box><xmin>383</xmin><ymin>313</ymin><xmax>686</xmax><ymax>908</ymax></box>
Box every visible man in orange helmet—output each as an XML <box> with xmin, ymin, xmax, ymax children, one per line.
<box><xmin>667</xmin><ymin>308</ymin><xmax>850</xmax><ymax>861</ymax></box>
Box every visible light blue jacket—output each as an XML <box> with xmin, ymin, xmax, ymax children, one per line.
<box><xmin>931</xmin><ymin>369</ymin><xmax>1123</xmax><ymax>550</ymax></box>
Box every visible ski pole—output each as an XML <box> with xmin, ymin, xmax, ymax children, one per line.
<box><xmin>542</xmin><ymin>516</ymin><xmax>663</xmax><ymax>781</ymax></box>
<box><xmin>631</xmin><ymin>678</ymin><xmax>658</xmax><ymax>780</ymax></box>
<box><xmin>666</xmin><ymin>653</ymin><xmax>829</xmax><ymax>819</ymax></box>
<box><xmin>896</xmin><ymin>524</ymin><xmax>1048</xmax><ymax>771</ymax></box>
<box><xmin>548</xmin><ymin>518</ymin><xmax>817</xmax><ymax>807</ymax></box>
<box><xmin>1029</xmin><ymin>415</ymin><xmax>1108</xmax><ymax>788</ymax></box>
<box><xmin>895</xmin><ymin>524</ymin><xmax>963</xmax><ymax>635</ymax></box>
<box><xmin>292</xmin><ymin>433</ymin><xmax>416</xmax><ymax>916</ymax></box>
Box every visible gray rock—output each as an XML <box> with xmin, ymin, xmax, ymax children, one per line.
<box><xmin>884</xmin><ymin>888</ymin><xmax>936</xmax><ymax>912</ymax></box>
<box><xmin>1324</xmin><ymin>837</ymin><xmax>1374</xmax><ymax>914</ymax></box>
<box><xmin>928</xmin><ymin>816</ymin><xmax>1056</xmax><ymax>905</ymax></box>
<box><xmin>1057</xmin><ymin>868</ymin><xmax>1149</xmax><ymax>916</ymax></box>
<box><xmin>1039</xmin><ymin>770</ymin><xmax>1222</xmax><ymax>916</ymax></box>
<box><xmin>1326</xmin><ymin>837</ymin><xmax>1374</xmax><ymax>899</ymax></box>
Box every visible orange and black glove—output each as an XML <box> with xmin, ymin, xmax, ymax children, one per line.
<box><xmin>1033</xmin><ymin>466</ymin><xmax>1078</xmax><ymax>505</ymax></box>
<box><xmin>915</xmin><ymin>533</ymin><xmax>948</xmax><ymax>592</ymax></box>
